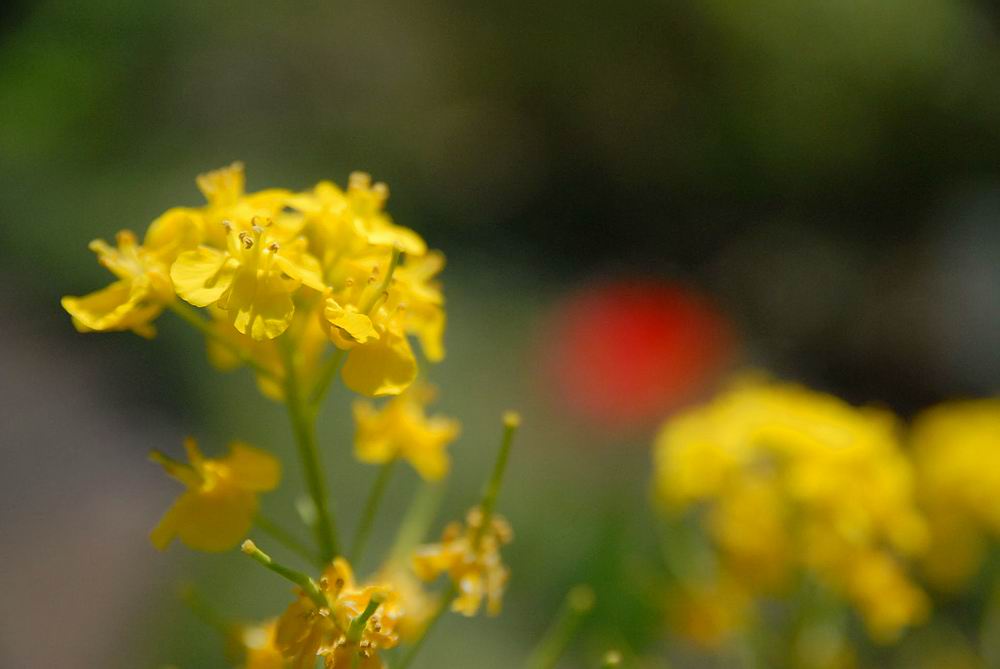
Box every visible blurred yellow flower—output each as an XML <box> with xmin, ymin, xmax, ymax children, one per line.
<box><xmin>653</xmin><ymin>377</ymin><xmax>928</xmax><ymax>642</ymax></box>
<box><xmin>913</xmin><ymin>398</ymin><xmax>1000</xmax><ymax>591</ymax></box>
<box><xmin>413</xmin><ymin>507</ymin><xmax>512</xmax><ymax>616</ymax></box>
<box><xmin>353</xmin><ymin>384</ymin><xmax>460</xmax><ymax>481</ymax></box>
<box><xmin>373</xmin><ymin>563</ymin><xmax>435</xmax><ymax>641</ymax></box>
<box><xmin>150</xmin><ymin>438</ymin><xmax>280</xmax><ymax>552</ymax></box>
<box><xmin>670</xmin><ymin>576</ymin><xmax>751</xmax><ymax>649</ymax></box>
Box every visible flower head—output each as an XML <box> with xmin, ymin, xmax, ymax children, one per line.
<box><xmin>353</xmin><ymin>384</ymin><xmax>460</xmax><ymax>481</ymax></box>
<box><xmin>413</xmin><ymin>507</ymin><xmax>513</xmax><ymax>616</ymax></box>
<box><xmin>150</xmin><ymin>438</ymin><xmax>280</xmax><ymax>552</ymax></box>
<box><xmin>171</xmin><ymin>217</ymin><xmax>325</xmax><ymax>339</ymax></box>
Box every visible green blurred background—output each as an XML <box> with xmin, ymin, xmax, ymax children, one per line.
<box><xmin>1</xmin><ymin>1</ymin><xmax>998</xmax><ymax>667</ymax></box>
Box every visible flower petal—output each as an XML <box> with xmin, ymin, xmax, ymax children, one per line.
<box><xmin>171</xmin><ymin>246</ymin><xmax>236</xmax><ymax>307</ymax></box>
<box><xmin>222</xmin><ymin>441</ymin><xmax>281</xmax><ymax>492</ymax></box>
<box><xmin>341</xmin><ymin>330</ymin><xmax>417</xmax><ymax>397</ymax></box>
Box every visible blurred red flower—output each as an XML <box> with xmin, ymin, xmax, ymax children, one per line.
<box><xmin>540</xmin><ymin>279</ymin><xmax>736</xmax><ymax>429</ymax></box>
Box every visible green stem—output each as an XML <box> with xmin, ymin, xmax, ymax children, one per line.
<box><xmin>473</xmin><ymin>411</ymin><xmax>520</xmax><ymax>549</ymax></box>
<box><xmin>350</xmin><ymin>459</ymin><xmax>398</xmax><ymax>565</ymax></box>
<box><xmin>179</xmin><ymin>584</ymin><xmax>231</xmax><ymax>636</ymax></box>
<box><xmin>255</xmin><ymin>513</ymin><xmax>323</xmax><ymax>569</ymax></box>
<box><xmin>167</xmin><ymin>301</ymin><xmax>274</xmax><ymax>379</ymax></box>
<box><xmin>281</xmin><ymin>338</ymin><xmax>340</xmax><ymax>561</ymax></box>
<box><xmin>388</xmin><ymin>481</ymin><xmax>446</xmax><ymax>565</ymax></box>
<box><xmin>308</xmin><ymin>348</ymin><xmax>346</xmax><ymax>407</ymax></box>
<box><xmin>347</xmin><ymin>595</ymin><xmax>385</xmax><ymax>643</ymax></box>
<box><xmin>525</xmin><ymin>586</ymin><xmax>595</xmax><ymax>669</ymax></box>
<box><xmin>394</xmin><ymin>583</ymin><xmax>457</xmax><ymax>669</ymax></box>
<box><xmin>360</xmin><ymin>246</ymin><xmax>403</xmax><ymax>313</ymax></box>
<box><xmin>241</xmin><ymin>540</ymin><xmax>327</xmax><ymax>609</ymax></box>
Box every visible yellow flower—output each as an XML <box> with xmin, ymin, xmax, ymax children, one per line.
<box><xmin>323</xmin><ymin>251</ymin><xmax>446</xmax><ymax>396</ymax></box>
<box><xmin>289</xmin><ymin>173</ymin><xmax>426</xmax><ymax>277</ymax></box>
<box><xmin>61</xmin><ymin>210</ymin><xmax>199</xmax><ymax>337</ymax></box>
<box><xmin>275</xmin><ymin>558</ymin><xmax>400</xmax><ymax>669</ymax></box>
<box><xmin>194</xmin><ymin>162</ymin><xmax>295</xmax><ymax>247</ymax></box>
<box><xmin>353</xmin><ymin>384</ymin><xmax>460</xmax><ymax>481</ymax></box>
<box><xmin>652</xmin><ymin>377</ymin><xmax>928</xmax><ymax>642</ymax></box>
<box><xmin>150</xmin><ymin>438</ymin><xmax>280</xmax><ymax>552</ymax></box>
<box><xmin>413</xmin><ymin>507</ymin><xmax>512</xmax><ymax>616</ymax></box>
<box><xmin>913</xmin><ymin>398</ymin><xmax>1000</xmax><ymax>591</ymax></box>
<box><xmin>171</xmin><ymin>217</ymin><xmax>326</xmax><ymax>339</ymax></box>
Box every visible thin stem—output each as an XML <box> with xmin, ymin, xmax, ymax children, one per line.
<box><xmin>360</xmin><ymin>246</ymin><xmax>402</xmax><ymax>313</ymax></box>
<box><xmin>241</xmin><ymin>540</ymin><xmax>327</xmax><ymax>609</ymax></box>
<box><xmin>255</xmin><ymin>513</ymin><xmax>324</xmax><ymax>569</ymax></box>
<box><xmin>179</xmin><ymin>584</ymin><xmax>231</xmax><ymax>636</ymax></box>
<box><xmin>350</xmin><ymin>459</ymin><xmax>398</xmax><ymax>565</ymax></box>
<box><xmin>473</xmin><ymin>411</ymin><xmax>520</xmax><ymax>549</ymax></box>
<box><xmin>394</xmin><ymin>583</ymin><xmax>457</xmax><ymax>669</ymax></box>
<box><xmin>308</xmin><ymin>348</ymin><xmax>346</xmax><ymax>407</ymax></box>
<box><xmin>525</xmin><ymin>586</ymin><xmax>595</xmax><ymax>669</ymax></box>
<box><xmin>347</xmin><ymin>595</ymin><xmax>385</xmax><ymax>643</ymax></box>
<box><xmin>388</xmin><ymin>481</ymin><xmax>446</xmax><ymax>565</ymax></box>
<box><xmin>281</xmin><ymin>338</ymin><xmax>340</xmax><ymax>561</ymax></box>
<box><xmin>167</xmin><ymin>301</ymin><xmax>274</xmax><ymax>379</ymax></box>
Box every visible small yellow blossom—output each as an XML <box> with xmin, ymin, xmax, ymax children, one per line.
<box><xmin>289</xmin><ymin>173</ymin><xmax>426</xmax><ymax>277</ymax></box>
<box><xmin>413</xmin><ymin>507</ymin><xmax>512</xmax><ymax>616</ymax></box>
<box><xmin>171</xmin><ymin>217</ymin><xmax>326</xmax><ymax>340</ymax></box>
<box><xmin>353</xmin><ymin>384</ymin><xmax>460</xmax><ymax>481</ymax></box>
<box><xmin>61</xmin><ymin>211</ymin><xmax>199</xmax><ymax>337</ymax></box>
<box><xmin>150</xmin><ymin>438</ymin><xmax>280</xmax><ymax>552</ymax></box>
<box><xmin>913</xmin><ymin>398</ymin><xmax>1000</xmax><ymax>591</ymax></box>
<box><xmin>275</xmin><ymin>558</ymin><xmax>400</xmax><ymax>669</ymax></box>
<box><xmin>321</xmin><ymin>251</ymin><xmax>446</xmax><ymax>396</ymax></box>
<box><xmin>194</xmin><ymin>162</ymin><xmax>295</xmax><ymax>247</ymax></box>
<box><xmin>652</xmin><ymin>377</ymin><xmax>928</xmax><ymax>642</ymax></box>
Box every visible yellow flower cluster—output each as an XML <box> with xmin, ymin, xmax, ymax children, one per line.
<box><xmin>63</xmin><ymin>165</ymin><xmax>522</xmax><ymax>669</ymax></box>
<box><xmin>653</xmin><ymin>378</ymin><xmax>929</xmax><ymax>644</ymax></box>
<box><xmin>62</xmin><ymin>162</ymin><xmax>446</xmax><ymax>398</ymax></box>
<box><xmin>913</xmin><ymin>399</ymin><xmax>1000</xmax><ymax>591</ymax></box>
<box><xmin>413</xmin><ymin>507</ymin><xmax>513</xmax><ymax>616</ymax></box>
<box><xmin>266</xmin><ymin>555</ymin><xmax>407</xmax><ymax>669</ymax></box>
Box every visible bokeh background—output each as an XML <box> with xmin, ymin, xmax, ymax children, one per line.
<box><xmin>1</xmin><ymin>1</ymin><xmax>999</xmax><ymax>667</ymax></box>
